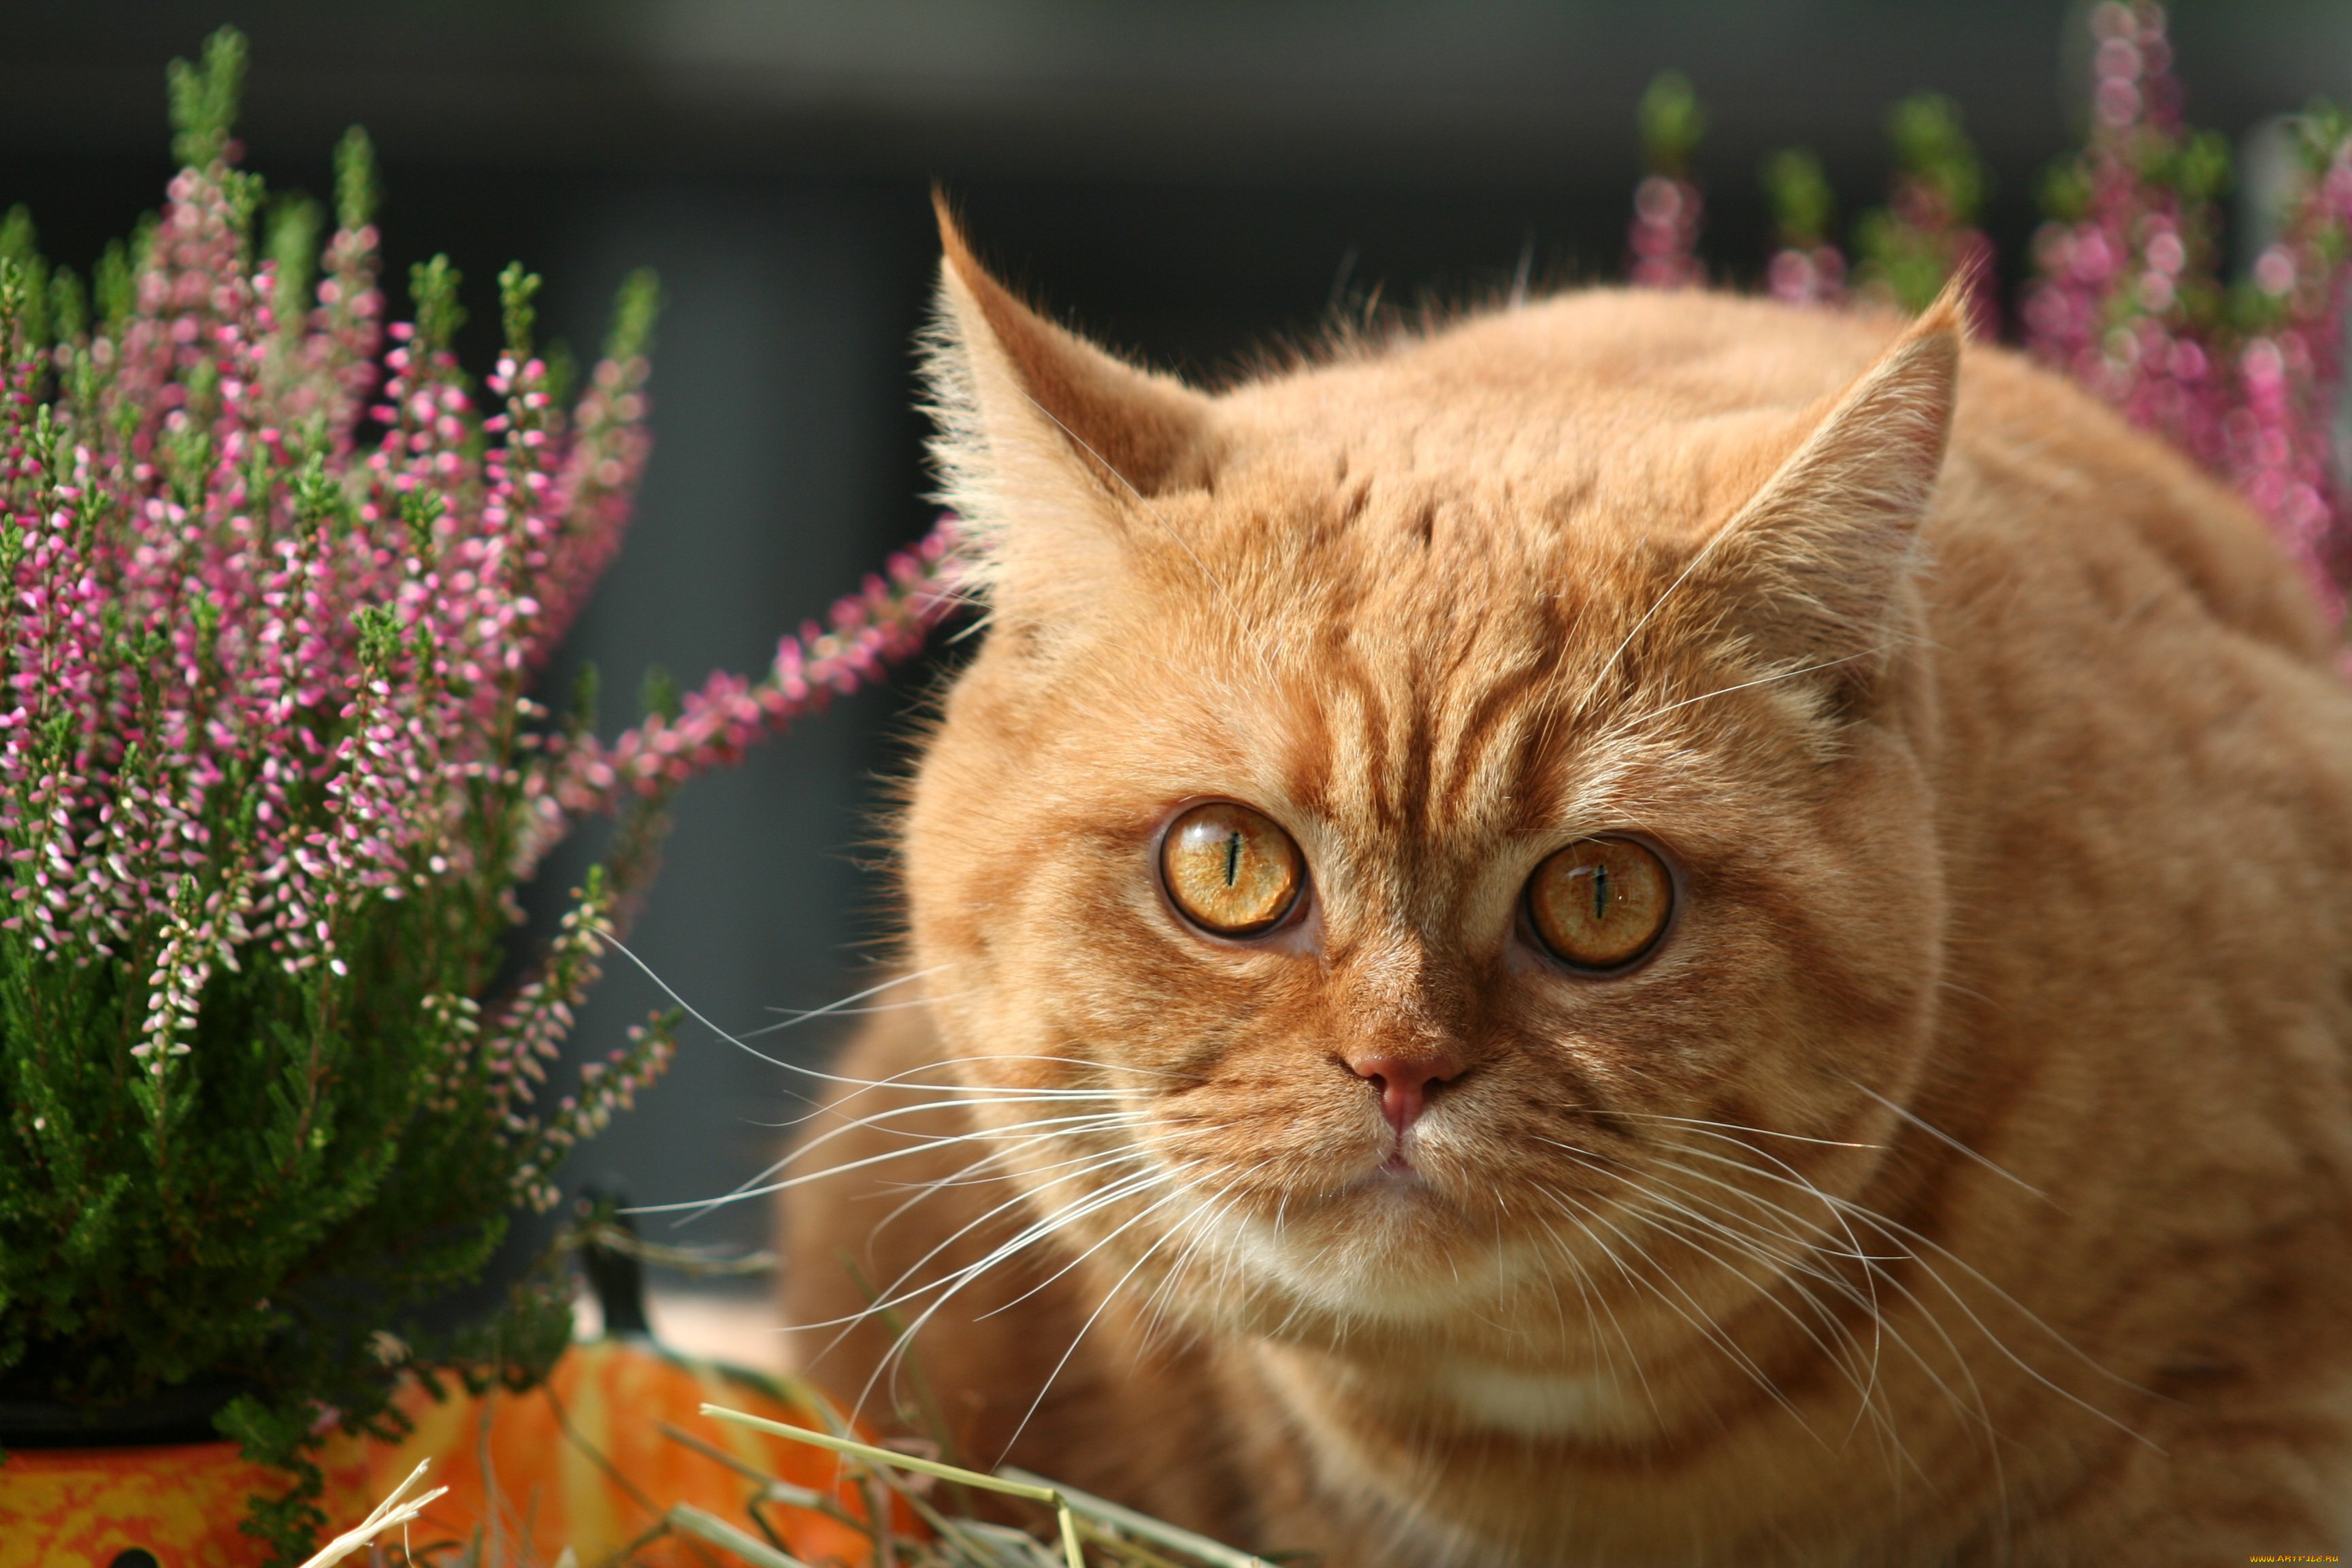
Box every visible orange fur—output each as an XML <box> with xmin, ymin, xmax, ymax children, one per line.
<box><xmin>783</xmin><ymin>211</ymin><xmax>2352</xmax><ymax>1564</ymax></box>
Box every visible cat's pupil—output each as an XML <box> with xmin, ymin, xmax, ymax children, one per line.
<box><xmin>1225</xmin><ymin>832</ymin><xmax>1243</xmax><ymax>887</ymax></box>
<box><xmin>1592</xmin><ymin>864</ymin><xmax>1610</xmax><ymax>922</ymax></box>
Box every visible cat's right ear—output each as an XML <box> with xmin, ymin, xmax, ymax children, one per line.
<box><xmin>1681</xmin><ymin>284</ymin><xmax>1964</xmax><ymax>719</ymax></box>
<box><xmin>922</xmin><ymin>194</ymin><xmax>1217</xmax><ymax>623</ymax></box>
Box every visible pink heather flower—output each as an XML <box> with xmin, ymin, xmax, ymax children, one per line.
<box><xmin>1629</xmin><ymin>176</ymin><xmax>1707</xmax><ymax>292</ymax></box>
<box><xmin>2021</xmin><ymin>2</ymin><xmax>2213</xmax><ymax>419</ymax></box>
<box><xmin>534</xmin><ymin>325</ymin><xmax>656</xmax><ymax>662</ymax></box>
<box><xmin>1848</xmin><ymin>93</ymin><xmax>1999</xmax><ymax>335</ymax></box>
<box><xmin>2227</xmin><ymin>120</ymin><xmax>2352</xmax><ymax>606</ymax></box>
<box><xmin>1767</xmin><ymin>246</ymin><xmax>1848</xmax><ymax>308</ymax></box>
<box><xmin>1762</xmin><ymin>148</ymin><xmax>1848</xmax><ymax>309</ymax></box>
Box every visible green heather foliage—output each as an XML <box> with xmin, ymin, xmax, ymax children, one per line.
<box><xmin>1762</xmin><ymin>148</ymin><xmax>1838</xmax><ymax>253</ymax></box>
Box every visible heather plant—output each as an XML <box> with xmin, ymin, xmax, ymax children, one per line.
<box><xmin>1626</xmin><ymin>71</ymin><xmax>1708</xmax><ymax>291</ymax></box>
<box><xmin>2023</xmin><ymin>0</ymin><xmax>2352</xmax><ymax>615</ymax></box>
<box><xmin>1762</xmin><ymin>147</ymin><xmax>1846</xmax><ymax>308</ymax></box>
<box><xmin>1850</xmin><ymin>93</ymin><xmax>2000</xmax><ymax>336</ymax></box>
<box><xmin>0</xmin><ymin>27</ymin><xmax>958</xmax><ymax>1562</ymax></box>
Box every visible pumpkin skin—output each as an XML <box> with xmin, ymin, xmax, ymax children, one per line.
<box><xmin>0</xmin><ymin>1435</ymin><xmax>374</xmax><ymax>1568</ymax></box>
<box><xmin>365</xmin><ymin>1335</ymin><xmax>910</xmax><ymax>1567</ymax></box>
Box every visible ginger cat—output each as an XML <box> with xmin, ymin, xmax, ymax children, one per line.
<box><xmin>781</xmin><ymin>206</ymin><xmax>2352</xmax><ymax>1565</ymax></box>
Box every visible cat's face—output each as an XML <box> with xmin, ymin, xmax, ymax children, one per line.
<box><xmin>903</xmin><ymin>216</ymin><xmax>1961</xmax><ymax>1368</ymax></box>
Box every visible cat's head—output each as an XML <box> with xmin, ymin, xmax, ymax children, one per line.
<box><xmin>900</xmin><ymin>203</ymin><xmax>1962</xmax><ymax>1374</ymax></box>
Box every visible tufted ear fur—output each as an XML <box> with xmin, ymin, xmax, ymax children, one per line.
<box><xmin>1686</xmin><ymin>279</ymin><xmax>1965</xmax><ymax>712</ymax></box>
<box><xmin>921</xmin><ymin>194</ymin><xmax>1218</xmax><ymax>625</ymax></box>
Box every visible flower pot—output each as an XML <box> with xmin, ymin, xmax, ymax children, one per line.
<box><xmin>0</xmin><ymin>1390</ymin><xmax>373</xmax><ymax>1568</ymax></box>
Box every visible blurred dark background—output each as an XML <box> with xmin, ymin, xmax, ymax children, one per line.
<box><xmin>4</xmin><ymin>0</ymin><xmax>2346</xmax><ymax>1310</ymax></box>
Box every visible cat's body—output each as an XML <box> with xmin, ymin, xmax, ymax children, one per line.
<box><xmin>783</xmin><ymin>219</ymin><xmax>2352</xmax><ymax>1565</ymax></box>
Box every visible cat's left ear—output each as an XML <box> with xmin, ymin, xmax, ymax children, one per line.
<box><xmin>1690</xmin><ymin>281</ymin><xmax>1965</xmax><ymax>708</ymax></box>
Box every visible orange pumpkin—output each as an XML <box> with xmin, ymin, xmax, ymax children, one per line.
<box><xmin>363</xmin><ymin>1337</ymin><xmax>906</xmax><ymax>1567</ymax></box>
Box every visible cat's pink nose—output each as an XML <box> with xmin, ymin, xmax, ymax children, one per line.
<box><xmin>1344</xmin><ymin>1052</ymin><xmax>1457</xmax><ymax>1135</ymax></box>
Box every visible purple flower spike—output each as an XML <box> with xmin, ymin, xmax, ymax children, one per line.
<box><xmin>2023</xmin><ymin>1</ymin><xmax>2352</xmax><ymax>623</ymax></box>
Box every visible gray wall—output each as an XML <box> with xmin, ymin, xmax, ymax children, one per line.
<box><xmin>530</xmin><ymin>182</ymin><xmax>934</xmax><ymax>1256</ymax></box>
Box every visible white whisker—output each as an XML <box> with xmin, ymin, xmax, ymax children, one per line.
<box><xmin>632</xmin><ymin>1109</ymin><xmax>1139</xmax><ymax>1218</ymax></box>
<box><xmin>1618</xmin><ymin>647</ymin><xmax>1882</xmax><ymax>730</ymax></box>
<box><xmin>740</xmin><ymin>966</ymin><xmax>953</xmax><ymax>1034</ymax></box>
<box><xmin>1842</xmin><ymin>1078</ymin><xmax>2061</xmax><ymax>1209</ymax></box>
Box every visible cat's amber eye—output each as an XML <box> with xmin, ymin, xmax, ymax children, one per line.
<box><xmin>1526</xmin><ymin>838</ymin><xmax>1673</xmax><ymax>970</ymax></box>
<box><xmin>1161</xmin><ymin>802</ymin><xmax>1305</xmax><ymax>937</ymax></box>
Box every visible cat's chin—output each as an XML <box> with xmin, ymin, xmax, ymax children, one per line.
<box><xmin>1175</xmin><ymin>1162</ymin><xmax>1564</xmax><ymax>1329</ymax></box>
